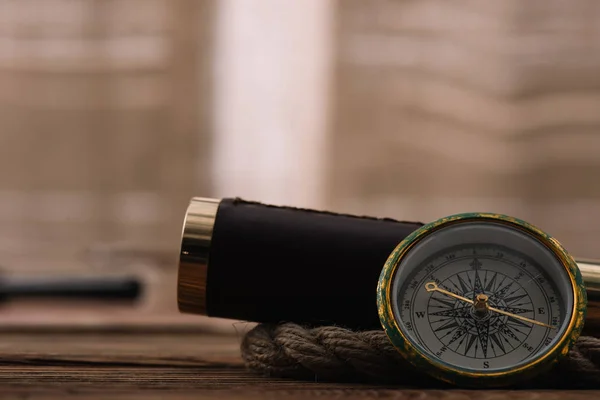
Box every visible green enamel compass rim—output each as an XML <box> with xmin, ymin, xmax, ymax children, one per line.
<box><xmin>377</xmin><ymin>212</ymin><xmax>587</xmax><ymax>388</ymax></box>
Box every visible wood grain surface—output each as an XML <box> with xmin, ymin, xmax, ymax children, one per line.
<box><xmin>0</xmin><ymin>330</ymin><xmax>598</xmax><ymax>399</ymax></box>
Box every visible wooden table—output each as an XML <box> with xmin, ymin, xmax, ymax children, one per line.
<box><xmin>1</xmin><ymin>325</ymin><xmax>599</xmax><ymax>400</ymax></box>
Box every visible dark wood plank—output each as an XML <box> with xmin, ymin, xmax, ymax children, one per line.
<box><xmin>1</xmin><ymin>365</ymin><xmax>600</xmax><ymax>400</ymax></box>
<box><xmin>0</xmin><ymin>331</ymin><xmax>598</xmax><ymax>399</ymax></box>
<box><xmin>0</xmin><ymin>332</ymin><xmax>243</xmax><ymax>366</ymax></box>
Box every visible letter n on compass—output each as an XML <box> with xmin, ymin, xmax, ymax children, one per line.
<box><xmin>470</xmin><ymin>258</ymin><xmax>482</xmax><ymax>270</ymax></box>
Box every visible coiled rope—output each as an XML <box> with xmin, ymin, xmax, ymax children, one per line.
<box><xmin>241</xmin><ymin>323</ymin><xmax>600</xmax><ymax>388</ymax></box>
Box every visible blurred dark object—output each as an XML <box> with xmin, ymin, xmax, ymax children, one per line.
<box><xmin>0</xmin><ymin>275</ymin><xmax>141</xmax><ymax>304</ymax></box>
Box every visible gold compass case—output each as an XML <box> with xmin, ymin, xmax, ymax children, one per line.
<box><xmin>377</xmin><ymin>213</ymin><xmax>587</xmax><ymax>388</ymax></box>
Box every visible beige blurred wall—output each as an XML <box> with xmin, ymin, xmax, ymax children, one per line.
<box><xmin>0</xmin><ymin>0</ymin><xmax>215</xmax><ymax>313</ymax></box>
<box><xmin>327</xmin><ymin>0</ymin><xmax>600</xmax><ymax>258</ymax></box>
<box><xmin>0</xmin><ymin>0</ymin><xmax>600</xmax><ymax>311</ymax></box>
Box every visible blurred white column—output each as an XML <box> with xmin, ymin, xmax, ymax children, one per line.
<box><xmin>211</xmin><ymin>0</ymin><xmax>335</xmax><ymax>208</ymax></box>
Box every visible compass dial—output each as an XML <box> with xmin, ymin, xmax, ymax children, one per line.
<box><xmin>401</xmin><ymin>244</ymin><xmax>560</xmax><ymax>370</ymax></box>
<box><xmin>378</xmin><ymin>214</ymin><xmax>586</xmax><ymax>387</ymax></box>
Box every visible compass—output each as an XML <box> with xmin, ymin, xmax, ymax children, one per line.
<box><xmin>377</xmin><ymin>213</ymin><xmax>586</xmax><ymax>387</ymax></box>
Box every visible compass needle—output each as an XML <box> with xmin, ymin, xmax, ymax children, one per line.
<box><xmin>487</xmin><ymin>306</ymin><xmax>554</xmax><ymax>329</ymax></box>
<box><xmin>425</xmin><ymin>281</ymin><xmax>554</xmax><ymax>329</ymax></box>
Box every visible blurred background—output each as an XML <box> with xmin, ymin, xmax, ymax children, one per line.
<box><xmin>0</xmin><ymin>0</ymin><xmax>599</xmax><ymax>327</ymax></box>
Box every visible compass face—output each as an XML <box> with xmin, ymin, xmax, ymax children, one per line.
<box><xmin>382</xmin><ymin>216</ymin><xmax>582</xmax><ymax>381</ymax></box>
<box><xmin>397</xmin><ymin>244</ymin><xmax>562</xmax><ymax>370</ymax></box>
